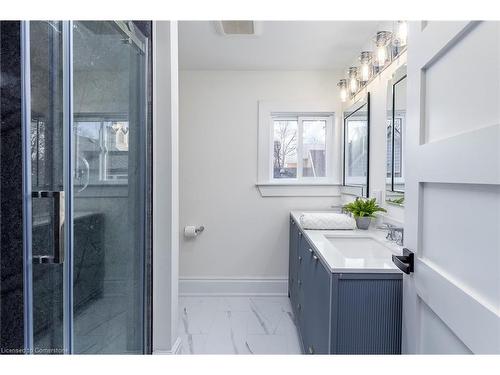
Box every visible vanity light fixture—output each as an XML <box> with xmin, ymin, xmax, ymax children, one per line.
<box><xmin>359</xmin><ymin>51</ymin><xmax>373</xmax><ymax>83</ymax></box>
<box><xmin>373</xmin><ymin>31</ymin><xmax>392</xmax><ymax>71</ymax></box>
<box><xmin>392</xmin><ymin>21</ymin><xmax>408</xmax><ymax>57</ymax></box>
<box><xmin>395</xmin><ymin>21</ymin><xmax>408</xmax><ymax>47</ymax></box>
<box><xmin>348</xmin><ymin>67</ymin><xmax>359</xmax><ymax>95</ymax></box>
<box><xmin>338</xmin><ymin>79</ymin><xmax>348</xmax><ymax>102</ymax></box>
<box><xmin>340</xmin><ymin>22</ymin><xmax>407</xmax><ymax>100</ymax></box>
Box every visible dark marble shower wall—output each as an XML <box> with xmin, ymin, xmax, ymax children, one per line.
<box><xmin>0</xmin><ymin>21</ymin><xmax>25</xmax><ymax>353</ymax></box>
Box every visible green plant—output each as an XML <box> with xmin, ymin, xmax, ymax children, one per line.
<box><xmin>343</xmin><ymin>198</ymin><xmax>387</xmax><ymax>218</ymax></box>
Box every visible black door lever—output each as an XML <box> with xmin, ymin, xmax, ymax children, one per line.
<box><xmin>392</xmin><ymin>248</ymin><xmax>414</xmax><ymax>274</ymax></box>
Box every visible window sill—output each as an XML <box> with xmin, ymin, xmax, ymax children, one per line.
<box><xmin>256</xmin><ymin>182</ymin><xmax>341</xmax><ymax>197</ymax></box>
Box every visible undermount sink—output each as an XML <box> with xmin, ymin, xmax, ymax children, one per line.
<box><xmin>326</xmin><ymin>236</ymin><xmax>391</xmax><ymax>259</ymax></box>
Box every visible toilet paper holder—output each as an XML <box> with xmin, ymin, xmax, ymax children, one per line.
<box><xmin>184</xmin><ymin>225</ymin><xmax>205</xmax><ymax>238</ymax></box>
<box><xmin>194</xmin><ymin>225</ymin><xmax>205</xmax><ymax>234</ymax></box>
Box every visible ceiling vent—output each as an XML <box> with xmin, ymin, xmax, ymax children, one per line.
<box><xmin>214</xmin><ymin>21</ymin><xmax>262</xmax><ymax>36</ymax></box>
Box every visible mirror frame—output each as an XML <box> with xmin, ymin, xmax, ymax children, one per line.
<box><xmin>342</xmin><ymin>92</ymin><xmax>370</xmax><ymax>198</ymax></box>
<box><xmin>386</xmin><ymin>70</ymin><xmax>407</xmax><ymax>204</ymax></box>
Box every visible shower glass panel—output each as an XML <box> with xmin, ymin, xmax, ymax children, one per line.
<box><xmin>72</xmin><ymin>21</ymin><xmax>147</xmax><ymax>354</ymax></box>
<box><xmin>30</xmin><ymin>20</ymin><xmax>66</xmax><ymax>353</ymax></box>
<box><xmin>26</xmin><ymin>20</ymin><xmax>148</xmax><ymax>354</ymax></box>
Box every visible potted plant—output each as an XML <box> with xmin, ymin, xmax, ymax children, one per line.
<box><xmin>343</xmin><ymin>198</ymin><xmax>387</xmax><ymax>230</ymax></box>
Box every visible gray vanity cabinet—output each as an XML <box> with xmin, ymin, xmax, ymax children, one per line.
<box><xmin>294</xmin><ymin>222</ymin><xmax>331</xmax><ymax>354</ymax></box>
<box><xmin>288</xmin><ymin>218</ymin><xmax>299</xmax><ymax>314</ymax></box>
<box><xmin>296</xmin><ymin>232</ymin><xmax>310</xmax><ymax>349</ymax></box>
<box><xmin>289</xmin><ymin>216</ymin><xmax>402</xmax><ymax>354</ymax></box>
<box><xmin>302</xmin><ymin>246</ymin><xmax>331</xmax><ymax>354</ymax></box>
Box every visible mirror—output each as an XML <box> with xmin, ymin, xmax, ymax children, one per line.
<box><xmin>386</xmin><ymin>65</ymin><xmax>406</xmax><ymax>206</ymax></box>
<box><xmin>343</xmin><ymin>93</ymin><xmax>370</xmax><ymax>198</ymax></box>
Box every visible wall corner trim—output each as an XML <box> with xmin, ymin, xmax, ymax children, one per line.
<box><xmin>152</xmin><ymin>337</ymin><xmax>182</xmax><ymax>355</ymax></box>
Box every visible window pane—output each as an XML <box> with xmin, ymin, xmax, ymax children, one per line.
<box><xmin>74</xmin><ymin>119</ymin><xmax>130</xmax><ymax>185</ymax></box>
<box><xmin>393</xmin><ymin>118</ymin><xmax>403</xmax><ymax>178</ymax></box>
<box><xmin>273</xmin><ymin>120</ymin><xmax>298</xmax><ymax>178</ymax></box>
<box><xmin>393</xmin><ymin>76</ymin><xmax>406</xmax><ymax>192</ymax></box>
<box><xmin>302</xmin><ymin>120</ymin><xmax>327</xmax><ymax>177</ymax></box>
<box><xmin>104</xmin><ymin>121</ymin><xmax>129</xmax><ymax>181</ymax></box>
<box><xmin>345</xmin><ymin>118</ymin><xmax>368</xmax><ymax>184</ymax></box>
<box><xmin>75</xmin><ymin>121</ymin><xmax>102</xmax><ymax>183</ymax></box>
<box><xmin>386</xmin><ymin>118</ymin><xmax>393</xmax><ymax>191</ymax></box>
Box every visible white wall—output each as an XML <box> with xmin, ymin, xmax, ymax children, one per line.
<box><xmin>342</xmin><ymin>52</ymin><xmax>407</xmax><ymax>224</ymax></box>
<box><xmin>179</xmin><ymin>70</ymin><xmax>342</xmax><ymax>284</ymax></box>
<box><xmin>153</xmin><ymin>21</ymin><xmax>180</xmax><ymax>354</ymax></box>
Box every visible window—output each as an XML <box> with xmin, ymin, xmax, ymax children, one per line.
<box><xmin>272</xmin><ymin>115</ymin><xmax>331</xmax><ymax>181</ymax></box>
<box><xmin>257</xmin><ymin>102</ymin><xmax>337</xmax><ymax>196</ymax></box>
<box><xmin>273</xmin><ymin>118</ymin><xmax>298</xmax><ymax>178</ymax></box>
<box><xmin>344</xmin><ymin>116</ymin><xmax>368</xmax><ymax>184</ymax></box>
<box><xmin>342</xmin><ymin>94</ymin><xmax>369</xmax><ymax>198</ymax></box>
<box><xmin>385</xmin><ymin>72</ymin><xmax>406</xmax><ymax>203</ymax></box>
<box><xmin>386</xmin><ymin>117</ymin><xmax>403</xmax><ymax>179</ymax></box>
<box><xmin>74</xmin><ymin>114</ymin><xmax>130</xmax><ymax>186</ymax></box>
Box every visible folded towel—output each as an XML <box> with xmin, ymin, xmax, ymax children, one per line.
<box><xmin>299</xmin><ymin>213</ymin><xmax>356</xmax><ymax>230</ymax></box>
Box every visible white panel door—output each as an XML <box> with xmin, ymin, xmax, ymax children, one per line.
<box><xmin>403</xmin><ymin>21</ymin><xmax>500</xmax><ymax>354</ymax></box>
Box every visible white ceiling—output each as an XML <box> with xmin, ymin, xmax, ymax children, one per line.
<box><xmin>179</xmin><ymin>21</ymin><xmax>385</xmax><ymax>70</ymax></box>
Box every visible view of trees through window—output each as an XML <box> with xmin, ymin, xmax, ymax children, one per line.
<box><xmin>273</xmin><ymin>119</ymin><xmax>298</xmax><ymax>178</ymax></box>
<box><xmin>273</xmin><ymin>116</ymin><xmax>328</xmax><ymax>179</ymax></box>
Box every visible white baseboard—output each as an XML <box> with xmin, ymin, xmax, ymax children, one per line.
<box><xmin>153</xmin><ymin>336</ymin><xmax>182</xmax><ymax>355</ymax></box>
<box><xmin>179</xmin><ymin>277</ymin><xmax>288</xmax><ymax>296</ymax></box>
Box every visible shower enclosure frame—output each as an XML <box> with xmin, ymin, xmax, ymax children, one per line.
<box><xmin>20</xmin><ymin>20</ymin><xmax>152</xmax><ymax>355</ymax></box>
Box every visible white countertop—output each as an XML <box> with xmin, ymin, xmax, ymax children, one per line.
<box><xmin>291</xmin><ymin>211</ymin><xmax>403</xmax><ymax>274</ymax></box>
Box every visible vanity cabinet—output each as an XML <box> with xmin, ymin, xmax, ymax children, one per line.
<box><xmin>288</xmin><ymin>218</ymin><xmax>299</xmax><ymax>314</ymax></box>
<box><xmin>289</xmin><ymin>216</ymin><xmax>402</xmax><ymax>354</ymax></box>
<box><xmin>300</xmin><ymin>237</ymin><xmax>331</xmax><ymax>354</ymax></box>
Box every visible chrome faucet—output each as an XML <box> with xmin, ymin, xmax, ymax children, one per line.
<box><xmin>391</xmin><ymin>227</ymin><xmax>404</xmax><ymax>246</ymax></box>
<box><xmin>378</xmin><ymin>222</ymin><xmax>404</xmax><ymax>246</ymax></box>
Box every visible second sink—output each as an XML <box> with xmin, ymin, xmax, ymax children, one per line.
<box><xmin>326</xmin><ymin>236</ymin><xmax>392</xmax><ymax>259</ymax></box>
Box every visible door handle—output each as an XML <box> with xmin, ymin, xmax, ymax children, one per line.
<box><xmin>32</xmin><ymin>191</ymin><xmax>65</xmax><ymax>265</ymax></box>
<box><xmin>392</xmin><ymin>248</ymin><xmax>414</xmax><ymax>274</ymax></box>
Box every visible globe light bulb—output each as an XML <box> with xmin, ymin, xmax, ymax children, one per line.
<box><xmin>340</xmin><ymin>87</ymin><xmax>347</xmax><ymax>102</ymax></box>
<box><xmin>397</xmin><ymin>21</ymin><xmax>408</xmax><ymax>46</ymax></box>
<box><xmin>349</xmin><ymin>77</ymin><xmax>358</xmax><ymax>93</ymax></box>
<box><xmin>359</xmin><ymin>51</ymin><xmax>372</xmax><ymax>83</ymax></box>
<box><xmin>374</xmin><ymin>31</ymin><xmax>392</xmax><ymax>69</ymax></box>
<box><xmin>348</xmin><ymin>67</ymin><xmax>359</xmax><ymax>95</ymax></box>
<box><xmin>337</xmin><ymin>79</ymin><xmax>348</xmax><ymax>102</ymax></box>
<box><xmin>377</xmin><ymin>45</ymin><xmax>387</xmax><ymax>66</ymax></box>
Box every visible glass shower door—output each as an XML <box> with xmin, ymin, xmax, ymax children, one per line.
<box><xmin>71</xmin><ymin>21</ymin><xmax>148</xmax><ymax>354</ymax></box>
<box><xmin>26</xmin><ymin>20</ymin><xmax>149</xmax><ymax>354</ymax></box>
<box><xmin>29</xmin><ymin>20</ymin><xmax>67</xmax><ymax>354</ymax></box>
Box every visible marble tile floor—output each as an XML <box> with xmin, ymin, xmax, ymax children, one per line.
<box><xmin>35</xmin><ymin>295</ymin><xmax>141</xmax><ymax>354</ymax></box>
<box><xmin>178</xmin><ymin>296</ymin><xmax>303</xmax><ymax>355</ymax></box>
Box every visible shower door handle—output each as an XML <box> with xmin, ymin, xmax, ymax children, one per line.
<box><xmin>32</xmin><ymin>191</ymin><xmax>65</xmax><ymax>264</ymax></box>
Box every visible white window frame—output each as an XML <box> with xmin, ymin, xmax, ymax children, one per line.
<box><xmin>257</xmin><ymin>101</ymin><xmax>341</xmax><ymax>197</ymax></box>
